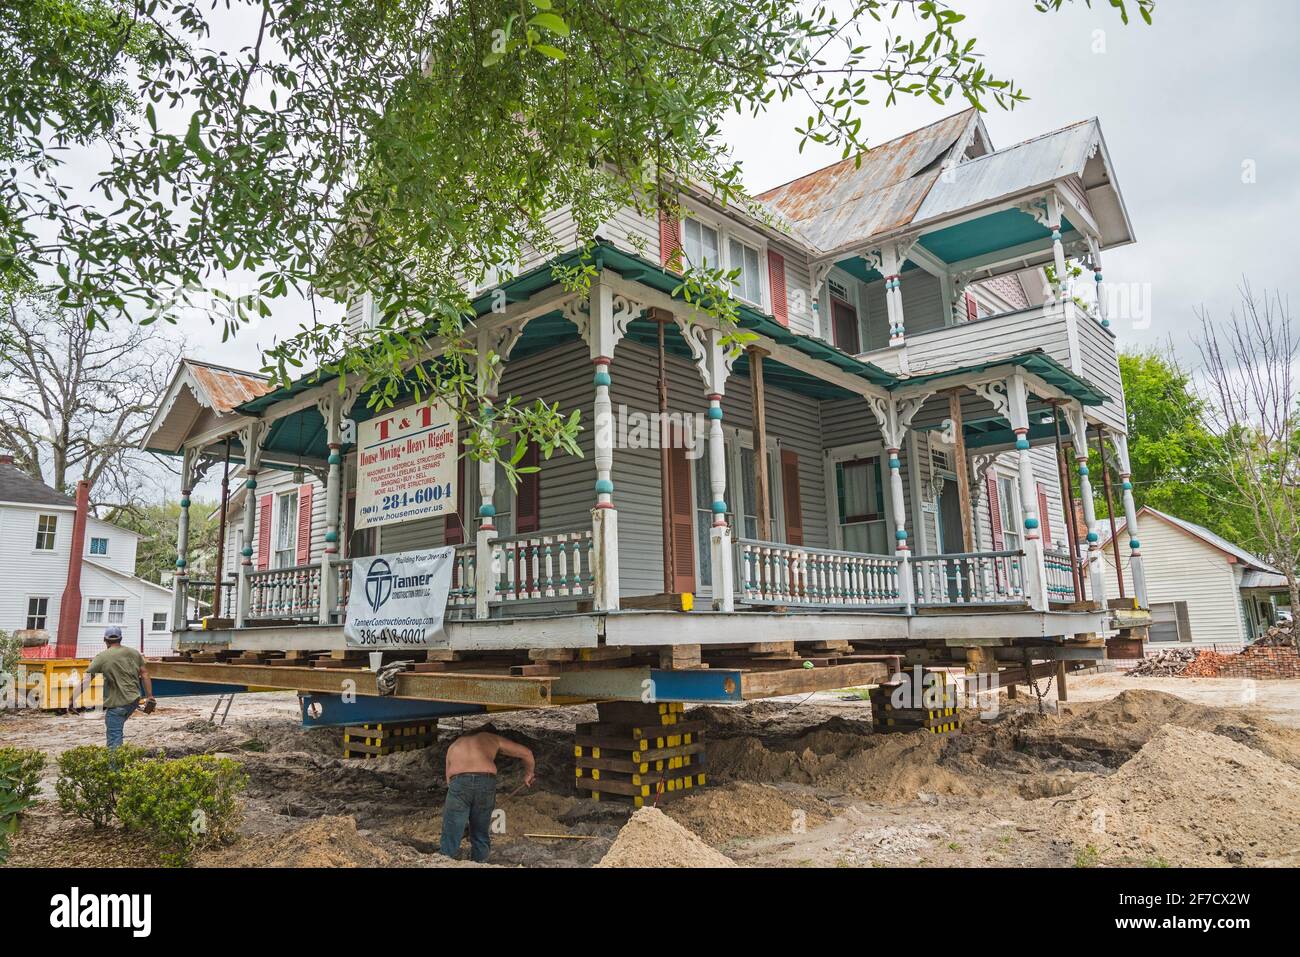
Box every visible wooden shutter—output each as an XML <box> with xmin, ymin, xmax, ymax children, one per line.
<box><xmin>964</xmin><ymin>292</ymin><xmax>978</xmax><ymax>322</ymax></box>
<box><xmin>781</xmin><ymin>449</ymin><xmax>803</xmax><ymax>546</ymax></box>
<box><xmin>767</xmin><ymin>250</ymin><xmax>789</xmax><ymax>326</ymax></box>
<box><xmin>296</xmin><ymin>484</ymin><xmax>313</xmax><ymax>564</ymax></box>
<box><xmin>257</xmin><ymin>494</ymin><xmax>273</xmax><ymax>570</ymax></box>
<box><xmin>515</xmin><ymin>443</ymin><xmax>541</xmax><ymax>534</ymax></box>
<box><xmin>667</xmin><ymin>429</ymin><xmax>696</xmax><ymax>593</ymax></box>
<box><xmin>985</xmin><ymin>474</ymin><xmax>1004</xmax><ymax>550</ymax></box>
<box><xmin>1037</xmin><ymin>483</ymin><xmax>1052</xmax><ymax>546</ymax></box>
<box><xmin>658</xmin><ymin>209</ymin><xmax>682</xmax><ymax>271</ymax></box>
<box><xmin>444</xmin><ymin>453</ymin><xmax>467</xmax><ymax>545</ymax></box>
<box><xmin>1174</xmin><ymin>600</ymin><xmax>1193</xmax><ymax>642</ymax></box>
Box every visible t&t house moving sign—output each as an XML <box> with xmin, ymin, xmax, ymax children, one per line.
<box><xmin>355</xmin><ymin>402</ymin><xmax>457</xmax><ymax>529</ymax></box>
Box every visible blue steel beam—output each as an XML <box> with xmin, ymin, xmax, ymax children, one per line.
<box><xmin>153</xmin><ymin>678</ymin><xmax>253</xmax><ymax>697</ymax></box>
<box><xmin>550</xmin><ymin>668</ymin><xmax>743</xmax><ymax>704</ymax></box>
<box><xmin>300</xmin><ymin>693</ymin><xmax>487</xmax><ymax>728</ymax></box>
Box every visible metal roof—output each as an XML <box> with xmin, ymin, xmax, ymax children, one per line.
<box><xmin>184</xmin><ymin>360</ymin><xmax>274</xmax><ymax>413</ymax></box>
<box><xmin>756</xmin><ymin>110</ymin><xmax>981</xmax><ymax>253</ymax></box>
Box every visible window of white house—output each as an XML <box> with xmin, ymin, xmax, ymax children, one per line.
<box><xmin>728</xmin><ymin>237</ymin><xmax>762</xmax><ymax>304</ymax></box>
<box><xmin>35</xmin><ymin>514</ymin><xmax>57</xmax><ymax>550</ymax></box>
<box><xmin>86</xmin><ymin>598</ymin><xmax>105</xmax><ymax>624</ymax></box>
<box><xmin>275</xmin><ymin>490</ymin><xmax>299</xmax><ymax>568</ymax></box>
<box><xmin>89</xmin><ymin>536</ymin><xmax>109</xmax><ymax>555</ymax></box>
<box><xmin>108</xmin><ymin>598</ymin><xmax>125</xmax><ymax>624</ymax></box>
<box><xmin>1149</xmin><ymin>601</ymin><xmax>1191</xmax><ymax>643</ymax></box>
<box><xmin>151</xmin><ymin>611</ymin><xmax>168</xmax><ymax>632</ymax></box>
<box><xmin>682</xmin><ymin>218</ymin><xmax>720</xmax><ymax>269</ymax></box>
<box><xmin>26</xmin><ymin>597</ymin><xmax>49</xmax><ymax>631</ymax></box>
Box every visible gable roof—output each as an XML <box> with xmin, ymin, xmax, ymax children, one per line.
<box><xmin>1103</xmin><ymin>506</ymin><xmax>1279</xmax><ymax>573</ymax></box>
<box><xmin>756</xmin><ymin>109</ymin><xmax>984</xmax><ymax>252</ymax></box>
<box><xmin>85</xmin><ymin>558</ymin><xmax>174</xmax><ymax>595</ymax></box>
<box><xmin>143</xmin><ymin>359</ymin><xmax>274</xmax><ymax>454</ymax></box>
<box><xmin>0</xmin><ymin>461</ymin><xmax>75</xmax><ymax>509</ymax></box>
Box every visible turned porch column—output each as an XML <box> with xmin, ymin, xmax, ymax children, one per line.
<box><xmin>315</xmin><ymin>387</ymin><xmax>355</xmax><ymax>625</ymax></box>
<box><xmin>1111</xmin><ymin>433</ymin><xmax>1148</xmax><ymax>607</ymax></box>
<box><xmin>1005</xmin><ymin>374</ymin><xmax>1050</xmax><ymax>611</ymax></box>
<box><xmin>172</xmin><ymin>446</ymin><xmax>200</xmax><ymax>629</ymax></box>
<box><xmin>1065</xmin><ymin>402</ymin><xmax>1108</xmax><ymax>606</ymax></box>
<box><xmin>1088</xmin><ymin>237</ymin><xmax>1110</xmax><ymax>329</ymax></box>
<box><xmin>868</xmin><ymin>393</ymin><xmax>927</xmax><ymax>611</ymax></box>
<box><xmin>474</xmin><ymin>337</ymin><xmax>503</xmax><ymax>619</ymax></box>
<box><xmin>235</xmin><ymin>420</ymin><xmax>264</xmax><ymax>628</ymax></box>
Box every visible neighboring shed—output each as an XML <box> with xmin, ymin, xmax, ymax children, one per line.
<box><xmin>1102</xmin><ymin>506</ymin><xmax>1291</xmax><ymax>649</ymax></box>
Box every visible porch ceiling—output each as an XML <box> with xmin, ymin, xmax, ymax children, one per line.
<box><xmin>917</xmin><ymin>208</ymin><xmax>1076</xmax><ymax>265</ymax></box>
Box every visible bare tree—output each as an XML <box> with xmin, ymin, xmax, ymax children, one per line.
<box><xmin>0</xmin><ymin>288</ymin><xmax>181</xmax><ymax>509</ymax></box>
<box><xmin>1196</xmin><ymin>281</ymin><xmax>1300</xmax><ymax>642</ymax></box>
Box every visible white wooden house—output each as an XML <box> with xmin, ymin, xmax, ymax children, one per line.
<box><xmin>1103</xmin><ymin>506</ymin><xmax>1290</xmax><ymax>649</ymax></box>
<box><xmin>142</xmin><ymin>110</ymin><xmax>1148</xmax><ymax>669</ymax></box>
<box><xmin>0</xmin><ymin>457</ymin><xmax>175</xmax><ymax>657</ymax></box>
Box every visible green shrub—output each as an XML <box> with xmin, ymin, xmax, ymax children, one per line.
<box><xmin>55</xmin><ymin>744</ymin><xmax>147</xmax><ymax>828</ymax></box>
<box><xmin>0</xmin><ymin>747</ymin><xmax>46</xmax><ymax>863</ymax></box>
<box><xmin>0</xmin><ymin>629</ymin><xmax>21</xmax><ymax>682</ymax></box>
<box><xmin>116</xmin><ymin>755</ymin><xmax>247</xmax><ymax>866</ymax></box>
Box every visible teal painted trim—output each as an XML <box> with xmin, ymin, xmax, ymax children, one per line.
<box><xmin>1078</xmin><ymin>464</ymin><xmax>1090</xmax><ymax>476</ymax></box>
<box><xmin>712</xmin><ymin>501</ymin><xmax>728</xmax><ymax>514</ymax></box>
<box><xmin>1086</xmin><ymin>531</ymin><xmax>1099</xmax><ymax>543</ymax></box>
<box><xmin>707</xmin><ymin>406</ymin><xmax>723</xmax><ymax>420</ymax></box>
<box><xmin>324</xmin><ymin>531</ymin><xmax>338</xmax><ymax>543</ymax></box>
<box><xmin>175</xmin><ymin>557</ymin><xmax>187</xmax><ymax>568</ymax></box>
<box><xmin>328</xmin><ymin>452</ymin><xmax>342</xmax><ymax>465</ymax></box>
<box><xmin>895</xmin><ymin>529</ymin><xmax>908</xmax><ymax>541</ymax></box>
<box><xmin>478</xmin><ymin>504</ymin><xmax>496</xmax><ymax>518</ymax></box>
<box><xmin>1015</xmin><ymin>438</ymin><xmax>1030</xmax><ymax>451</ymax></box>
<box><xmin>245</xmin><ymin>478</ymin><xmax>257</xmax><ymax>490</ymax></box>
<box><xmin>241</xmin><ymin>547</ymin><xmax>253</xmax><ymax>558</ymax></box>
<box><xmin>1024</xmin><ymin>517</ymin><xmax>1039</xmax><ymax>530</ymax></box>
<box><xmin>593</xmin><ymin>371</ymin><xmax>612</xmax><ymax>387</ymax></box>
<box><xmin>180</xmin><ymin>498</ymin><xmax>190</xmax><ymax>508</ymax></box>
<box><xmin>595</xmin><ymin>478</ymin><xmax>614</xmax><ymax>494</ymax></box>
<box><xmin>1129</xmin><ymin>538</ymin><xmax>1141</xmax><ymax>549</ymax></box>
<box><xmin>1122</xmin><ymin>480</ymin><xmax>1132</xmax><ymax>491</ymax></box>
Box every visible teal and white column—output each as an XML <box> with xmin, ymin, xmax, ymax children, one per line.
<box><xmin>706</xmin><ymin>391</ymin><xmax>735</xmax><ymax>611</ymax></box>
<box><xmin>1113</xmin><ymin>433</ymin><xmax>1147</xmax><ymax>607</ymax></box>
<box><xmin>1067</xmin><ymin>404</ymin><xmax>1108</xmax><ymax>605</ymax></box>
<box><xmin>235</xmin><ymin>421</ymin><xmax>263</xmax><ymax>628</ymax></box>
<box><xmin>1048</xmin><ymin>194</ymin><xmax>1068</xmax><ymax>300</ymax></box>
<box><xmin>590</xmin><ymin>354</ymin><xmax>620</xmax><ymax>610</ymax></box>
<box><xmin>475</xmin><ymin>396</ymin><xmax>499</xmax><ymax>618</ymax></box>
<box><xmin>173</xmin><ymin>446</ymin><xmax>198</xmax><ymax>628</ymax></box>
<box><xmin>1006</xmin><ymin>376</ymin><xmax>1050</xmax><ymax>610</ymax></box>
<box><xmin>317</xmin><ymin>392</ymin><xmax>344</xmax><ymax>624</ymax></box>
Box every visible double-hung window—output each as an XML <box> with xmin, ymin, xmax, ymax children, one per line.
<box><xmin>86</xmin><ymin>598</ymin><xmax>105</xmax><ymax>624</ymax></box>
<box><xmin>35</xmin><ymin>514</ymin><xmax>57</xmax><ymax>550</ymax></box>
<box><xmin>682</xmin><ymin>218</ymin><xmax>720</xmax><ymax>269</ymax></box>
<box><xmin>26</xmin><ymin>597</ymin><xmax>49</xmax><ymax>630</ymax></box>
<box><xmin>89</xmin><ymin>536</ymin><xmax>109</xmax><ymax>555</ymax></box>
<box><xmin>274</xmin><ymin>490</ymin><xmax>299</xmax><ymax>568</ymax></box>
<box><xmin>728</xmin><ymin>237</ymin><xmax>762</xmax><ymax>304</ymax></box>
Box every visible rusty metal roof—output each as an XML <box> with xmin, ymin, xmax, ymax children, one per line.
<box><xmin>756</xmin><ymin>109</ymin><xmax>981</xmax><ymax>252</ymax></box>
<box><xmin>183</xmin><ymin>359</ymin><xmax>273</xmax><ymax>413</ymax></box>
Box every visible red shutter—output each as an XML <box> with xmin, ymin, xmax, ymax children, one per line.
<box><xmin>444</xmin><ymin>453</ymin><xmax>467</xmax><ymax>545</ymax></box>
<box><xmin>257</xmin><ymin>494</ymin><xmax>273</xmax><ymax>570</ymax></box>
<box><xmin>667</xmin><ymin>428</ymin><xmax>696</xmax><ymax>593</ymax></box>
<box><xmin>658</xmin><ymin>209</ymin><xmax>682</xmax><ymax>271</ymax></box>
<box><xmin>986</xmin><ymin>473</ymin><xmax>1004</xmax><ymax>550</ymax></box>
<box><xmin>1037</xmin><ymin>483</ymin><xmax>1052</xmax><ymax>546</ymax></box>
<box><xmin>296</xmin><ymin>484</ymin><xmax>313</xmax><ymax>564</ymax></box>
<box><xmin>781</xmin><ymin>449</ymin><xmax>803</xmax><ymax>546</ymax></box>
<box><xmin>515</xmin><ymin>443</ymin><xmax>541</xmax><ymax>534</ymax></box>
<box><xmin>767</xmin><ymin>250</ymin><xmax>788</xmax><ymax>326</ymax></box>
<box><xmin>964</xmin><ymin>292</ymin><xmax>979</xmax><ymax>322</ymax></box>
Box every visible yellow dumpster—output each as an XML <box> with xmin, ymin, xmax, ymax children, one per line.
<box><xmin>15</xmin><ymin>659</ymin><xmax>103</xmax><ymax>710</ymax></box>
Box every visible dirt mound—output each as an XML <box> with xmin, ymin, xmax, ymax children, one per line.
<box><xmin>665</xmin><ymin>782</ymin><xmax>830</xmax><ymax>846</ymax></box>
<box><xmin>201</xmin><ymin>815</ymin><xmax>398</xmax><ymax>867</ymax></box>
<box><xmin>1060</xmin><ymin>726</ymin><xmax>1300</xmax><ymax>867</ymax></box>
<box><xmin>596</xmin><ymin>807</ymin><xmax>736</xmax><ymax>868</ymax></box>
<box><xmin>1023</xmin><ymin>690</ymin><xmax>1300</xmax><ymax>769</ymax></box>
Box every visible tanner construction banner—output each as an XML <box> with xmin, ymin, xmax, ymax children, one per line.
<box><xmin>344</xmin><ymin>548</ymin><xmax>455</xmax><ymax>648</ymax></box>
<box><xmin>355</xmin><ymin>401</ymin><xmax>457</xmax><ymax>529</ymax></box>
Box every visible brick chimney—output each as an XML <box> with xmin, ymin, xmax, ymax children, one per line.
<box><xmin>55</xmin><ymin>479</ymin><xmax>90</xmax><ymax>657</ymax></box>
<box><xmin>0</xmin><ymin>454</ymin><xmax>14</xmax><ymax>465</ymax></box>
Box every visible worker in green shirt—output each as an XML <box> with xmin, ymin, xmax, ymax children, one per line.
<box><xmin>68</xmin><ymin>626</ymin><xmax>155</xmax><ymax>749</ymax></box>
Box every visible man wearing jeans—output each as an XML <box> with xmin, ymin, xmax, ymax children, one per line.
<box><xmin>439</xmin><ymin>723</ymin><xmax>535</xmax><ymax>863</ymax></box>
<box><xmin>68</xmin><ymin>627</ymin><xmax>155</xmax><ymax>749</ymax></box>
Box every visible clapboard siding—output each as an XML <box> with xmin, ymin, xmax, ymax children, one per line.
<box><xmin>906</xmin><ymin>306</ymin><xmax>1072</xmax><ymax>374</ymax></box>
<box><xmin>1076</xmin><ymin>315</ymin><xmax>1126</xmax><ymax>430</ymax></box>
<box><xmin>222</xmin><ymin>470</ymin><xmax>328</xmax><ymax>575</ymax></box>
<box><xmin>1103</xmin><ymin>516</ymin><xmax>1247</xmax><ymax>649</ymax></box>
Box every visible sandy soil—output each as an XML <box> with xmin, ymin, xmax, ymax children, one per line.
<box><xmin>3</xmin><ymin>674</ymin><xmax>1299</xmax><ymax>869</ymax></box>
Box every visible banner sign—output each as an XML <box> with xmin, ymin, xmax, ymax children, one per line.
<box><xmin>355</xmin><ymin>401</ymin><xmax>457</xmax><ymax>530</ymax></box>
<box><xmin>343</xmin><ymin>548</ymin><xmax>455</xmax><ymax>648</ymax></box>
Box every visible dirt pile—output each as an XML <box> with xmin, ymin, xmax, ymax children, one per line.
<box><xmin>665</xmin><ymin>782</ymin><xmax>830</xmax><ymax>846</ymax></box>
<box><xmin>596</xmin><ymin>807</ymin><xmax>736</xmax><ymax>868</ymax></box>
<box><xmin>1022</xmin><ymin>689</ymin><xmax>1300</xmax><ymax>769</ymax></box>
<box><xmin>1059</xmin><ymin>725</ymin><xmax>1300</xmax><ymax>867</ymax></box>
<box><xmin>200</xmin><ymin>815</ymin><xmax>399</xmax><ymax>867</ymax></box>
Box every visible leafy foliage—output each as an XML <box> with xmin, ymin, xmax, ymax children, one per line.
<box><xmin>110</xmin><ymin>499</ymin><xmax>221</xmax><ymax>584</ymax></box>
<box><xmin>1</xmin><ymin>0</ymin><xmax>1154</xmax><ymax>473</ymax></box>
<box><xmin>116</xmin><ymin>754</ymin><xmax>247</xmax><ymax>866</ymax></box>
<box><xmin>55</xmin><ymin>742</ymin><xmax>147</xmax><ymax>828</ymax></box>
<box><xmin>0</xmin><ymin>747</ymin><xmax>47</xmax><ymax>863</ymax></box>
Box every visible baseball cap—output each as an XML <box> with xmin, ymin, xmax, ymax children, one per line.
<box><xmin>104</xmin><ymin>626</ymin><xmax>123</xmax><ymax>640</ymax></box>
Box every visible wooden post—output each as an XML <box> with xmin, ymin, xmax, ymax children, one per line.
<box><xmin>212</xmin><ymin>439</ymin><xmax>231</xmax><ymax>618</ymax></box>
<box><xmin>749</xmin><ymin>346</ymin><xmax>771</xmax><ymax>542</ymax></box>
<box><xmin>1056</xmin><ymin>659</ymin><xmax>1068</xmax><ymax>702</ymax></box>
<box><xmin>947</xmin><ymin>390</ymin><xmax>975</xmax><ymax>552</ymax></box>
<box><xmin>1095</xmin><ymin>425</ymin><xmax>1126</xmax><ymax>599</ymax></box>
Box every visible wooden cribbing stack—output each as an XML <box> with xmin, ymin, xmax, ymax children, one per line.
<box><xmin>343</xmin><ymin>721</ymin><xmax>438</xmax><ymax>759</ymax></box>
<box><xmin>574</xmin><ymin>701</ymin><xmax>707</xmax><ymax>807</ymax></box>
<box><xmin>869</xmin><ymin>673</ymin><xmax>964</xmax><ymax>735</ymax></box>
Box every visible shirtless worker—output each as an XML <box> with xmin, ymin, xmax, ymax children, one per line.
<box><xmin>439</xmin><ymin>723</ymin><xmax>535</xmax><ymax>862</ymax></box>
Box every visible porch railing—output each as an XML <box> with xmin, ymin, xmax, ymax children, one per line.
<box><xmin>912</xmin><ymin>551</ymin><xmax>1028</xmax><ymax>606</ymax></box>
<box><xmin>327</xmin><ymin>544</ymin><xmax>477</xmax><ymax>622</ymax></box>
<box><xmin>734</xmin><ymin>538</ymin><xmax>906</xmax><ymax>608</ymax></box>
<box><xmin>247</xmin><ymin>564</ymin><xmax>322</xmax><ymax>621</ymax></box>
<box><xmin>1043</xmin><ymin>546</ymin><xmax>1080</xmax><ymax>603</ymax></box>
<box><xmin>491</xmin><ymin>528</ymin><xmax>594</xmax><ymax>606</ymax></box>
<box><xmin>331</xmin><ymin>558</ymin><xmax>351</xmax><ymax>620</ymax></box>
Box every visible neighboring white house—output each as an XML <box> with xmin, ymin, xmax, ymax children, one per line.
<box><xmin>1102</xmin><ymin>506</ymin><xmax>1290</xmax><ymax>649</ymax></box>
<box><xmin>0</xmin><ymin>456</ymin><xmax>176</xmax><ymax>657</ymax></box>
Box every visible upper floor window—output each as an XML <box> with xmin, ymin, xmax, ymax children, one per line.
<box><xmin>275</xmin><ymin>490</ymin><xmax>299</xmax><ymax>568</ymax></box>
<box><xmin>35</xmin><ymin>514</ymin><xmax>57</xmax><ymax>550</ymax></box>
<box><xmin>728</xmin><ymin>237</ymin><xmax>762</xmax><ymax>304</ymax></box>
<box><xmin>682</xmin><ymin>218</ymin><xmax>720</xmax><ymax>269</ymax></box>
<box><xmin>151</xmin><ymin>611</ymin><xmax>168</xmax><ymax>632</ymax></box>
<box><xmin>26</xmin><ymin>597</ymin><xmax>49</xmax><ymax>631</ymax></box>
<box><xmin>89</xmin><ymin>536</ymin><xmax>109</xmax><ymax>555</ymax></box>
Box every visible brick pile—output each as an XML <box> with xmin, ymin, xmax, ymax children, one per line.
<box><xmin>1211</xmin><ymin>643</ymin><xmax>1300</xmax><ymax>679</ymax></box>
<box><xmin>1179</xmin><ymin>650</ymin><xmax>1239</xmax><ymax>677</ymax></box>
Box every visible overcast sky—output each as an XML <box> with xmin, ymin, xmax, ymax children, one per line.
<box><xmin>180</xmin><ymin>0</ymin><xmax>1300</xmax><ymax>377</ymax></box>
